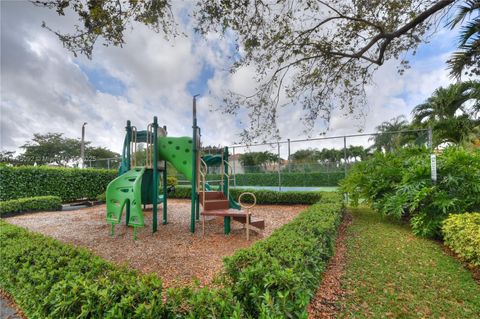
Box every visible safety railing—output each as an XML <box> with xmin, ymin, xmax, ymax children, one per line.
<box><xmin>222</xmin><ymin>159</ymin><xmax>235</xmax><ymax>200</ymax></box>
<box><xmin>131</xmin><ymin>126</ymin><xmax>137</xmax><ymax>167</ymax></box>
<box><xmin>199</xmin><ymin>158</ymin><xmax>208</xmax><ymax>212</ymax></box>
<box><xmin>145</xmin><ymin>124</ymin><xmax>152</xmax><ymax>168</ymax></box>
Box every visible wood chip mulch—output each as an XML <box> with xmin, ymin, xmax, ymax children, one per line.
<box><xmin>307</xmin><ymin>213</ymin><xmax>352</xmax><ymax>319</ymax></box>
<box><xmin>5</xmin><ymin>199</ymin><xmax>307</xmax><ymax>288</ymax></box>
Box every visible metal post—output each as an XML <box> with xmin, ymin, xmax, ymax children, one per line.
<box><xmin>152</xmin><ymin>116</ymin><xmax>159</xmax><ymax>233</ymax></box>
<box><xmin>343</xmin><ymin>136</ymin><xmax>347</xmax><ymax>178</ymax></box>
<box><xmin>277</xmin><ymin>142</ymin><xmax>281</xmax><ymax>191</ymax></box>
<box><xmin>428</xmin><ymin>127</ymin><xmax>433</xmax><ymax>151</ymax></box>
<box><xmin>287</xmin><ymin>139</ymin><xmax>291</xmax><ymax>173</ymax></box>
<box><xmin>163</xmin><ymin>165</ymin><xmax>168</xmax><ymax>225</ymax></box>
<box><xmin>81</xmin><ymin>122</ymin><xmax>87</xmax><ymax>168</ymax></box>
<box><xmin>125</xmin><ymin>121</ymin><xmax>131</xmax><ymax>225</ymax></box>
<box><xmin>223</xmin><ymin>147</ymin><xmax>231</xmax><ymax>234</ymax></box>
<box><xmin>232</xmin><ymin>146</ymin><xmax>236</xmax><ymax>187</ymax></box>
<box><xmin>191</xmin><ymin>95</ymin><xmax>199</xmax><ymax>233</ymax></box>
<box><xmin>107</xmin><ymin>158</ymin><xmax>110</xmax><ymax>170</ymax></box>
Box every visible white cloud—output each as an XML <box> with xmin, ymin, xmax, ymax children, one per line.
<box><xmin>0</xmin><ymin>1</ymin><xmax>458</xmax><ymax>158</ymax></box>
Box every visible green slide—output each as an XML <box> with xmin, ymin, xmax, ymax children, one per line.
<box><xmin>106</xmin><ymin>167</ymin><xmax>145</xmax><ymax>229</ymax></box>
<box><xmin>157</xmin><ymin>136</ymin><xmax>194</xmax><ymax>180</ymax></box>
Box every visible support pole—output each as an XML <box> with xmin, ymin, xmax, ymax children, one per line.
<box><xmin>223</xmin><ymin>146</ymin><xmax>231</xmax><ymax>235</ymax></box>
<box><xmin>428</xmin><ymin>127</ymin><xmax>433</xmax><ymax>151</ymax></box>
<box><xmin>191</xmin><ymin>95</ymin><xmax>199</xmax><ymax>233</ymax></box>
<box><xmin>163</xmin><ymin>161</ymin><xmax>168</xmax><ymax>225</ymax></box>
<box><xmin>277</xmin><ymin>142</ymin><xmax>281</xmax><ymax>191</ymax></box>
<box><xmin>232</xmin><ymin>147</ymin><xmax>236</xmax><ymax>187</ymax></box>
<box><xmin>343</xmin><ymin>136</ymin><xmax>347</xmax><ymax>178</ymax></box>
<box><xmin>287</xmin><ymin>139</ymin><xmax>291</xmax><ymax>173</ymax></box>
<box><xmin>125</xmin><ymin>121</ymin><xmax>131</xmax><ymax>225</ymax></box>
<box><xmin>152</xmin><ymin>116</ymin><xmax>159</xmax><ymax>233</ymax></box>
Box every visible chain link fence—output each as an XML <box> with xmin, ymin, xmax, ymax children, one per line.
<box><xmin>84</xmin><ymin>129</ymin><xmax>431</xmax><ymax>191</ymax></box>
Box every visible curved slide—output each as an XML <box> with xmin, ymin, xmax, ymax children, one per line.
<box><xmin>106</xmin><ymin>167</ymin><xmax>145</xmax><ymax>228</ymax></box>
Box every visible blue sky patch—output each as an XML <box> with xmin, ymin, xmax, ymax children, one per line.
<box><xmin>78</xmin><ymin>63</ymin><xmax>127</xmax><ymax>96</ymax></box>
<box><xmin>187</xmin><ymin>62</ymin><xmax>215</xmax><ymax>95</ymax></box>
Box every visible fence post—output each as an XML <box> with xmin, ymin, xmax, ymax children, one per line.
<box><xmin>343</xmin><ymin>136</ymin><xmax>347</xmax><ymax>178</ymax></box>
<box><xmin>287</xmin><ymin>139</ymin><xmax>291</xmax><ymax>173</ymax></box>
<box><xmin>428</xmin><ymin>127</ymin><xmax>433</xmax><ymax>151</ymax></box>
<box><xmin>232</xmin><ymin>146</ymin><xmax>236</xmax><ymax>187</ymax></box>
<box><xmin>277</xmin><ymin>142</ymin><xmax>281</xmax><ymax>191</ymax></box>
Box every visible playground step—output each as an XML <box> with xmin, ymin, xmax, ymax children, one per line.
<box><xmin>233</xmin><ymin>216</ymin><xmax>266</xmax><ymax>229</ymax></box>
<box><xmin>199</xmin><ymin>191</ymin><xmax>225</xmax><ymax>203</ymax></box>
<box><xmin>203</xmin><ymin>199</ymin><xmax>229</xmax><ymax>210</ymax></box>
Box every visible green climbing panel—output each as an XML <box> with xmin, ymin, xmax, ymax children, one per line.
<box><xmin>158</xmin><ymin>136</ymin><xmax>193</xmax><ymax>181</ymax></box>
<box><xmin>106</xmin><ymin>167</ymin><xmax>145</xmax><ymax>228</ymax></box>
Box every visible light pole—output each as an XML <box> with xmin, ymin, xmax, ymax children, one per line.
<box><xmin>81</xmin><ymin>122</ymin><xmax>87</xmax><ymax>168</ymax></box>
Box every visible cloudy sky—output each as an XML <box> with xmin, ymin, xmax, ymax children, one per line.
<box><xmin>1</xmin><ymin>1</ymin><xmax>458</xmax><ymax>156</ymax></box>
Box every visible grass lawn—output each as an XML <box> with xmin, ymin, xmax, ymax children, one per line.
<box><xmin>339</xmin><ymin>207</ymin><xmax>480</xmax><ymax>318</ymax></box>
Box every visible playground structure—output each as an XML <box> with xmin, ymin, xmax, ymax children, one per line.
<box><xmin>106</xmin><ymin>98</ymin><xmax>264</xmax><ymax>239</ymax></box>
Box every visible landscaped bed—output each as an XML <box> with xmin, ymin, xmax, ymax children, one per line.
<box><xmin>1</xmin><ymin>193</ymin><xmax>344</xmax><ymax>318</ymax></box>
<box><xmin>5</xmin><ymin>199</ymin><xmax>308</xmax><ymax>287</ymax></box>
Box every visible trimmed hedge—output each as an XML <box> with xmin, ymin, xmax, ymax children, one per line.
<box><xmin>442</xmin><ymin>213</ymin><xmax>480</xmax><ymax>267</ymax></box>
<box><xmin>223</xmin><ymin>193</ymin><xmax>344</xmax><ymax>317</ymax></box>
<box><xmin>0</xmin><ymin>196</ymin><xmax>62</xmax><ymax>216</ymax></box>
<box><xmin>203</xmin><ymin>171</ymin><xmax>344</xmax><ymax>187</ymax></box>
<box><xmin>0</xmin><ymin>193</ymin><xmax>344</xmax><ymax>318</ymax></box>
<box><xmin>170</xmin><ymin>185</ymin><xmax>333</xmax><ymax>205</ymax></box>
<box><xmin>0</xmin><ymin>166</ymin><xmax>117</xmax><ymax>201</ymax></box>
<box><xmin>0</xmin><ymin>221</ymin><xmax>240</xmax><ymax>318</ymax></box>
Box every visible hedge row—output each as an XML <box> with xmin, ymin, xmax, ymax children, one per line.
<box><xmin>0</xmin><ymin>166</ymin><xmax>117</xmax><ymax>201</ymax></box>
<box><xmin>223</xmin><ymin>193</ymin><xmax>344</xmax><ymax>317</ymax></box>
<box><xmin>0</xmin><ymin>220</ymin><xmax>240</xmax><ymax>318</ymax></box>
<box><xmin>442</xmin><ymin>213</ymin><xmax>480</xmax><ymax>267</ymax></box>
<box><xmin>170</xmin><ymin>185</ymin><xmax>338</xmax><ymax>205</ymax></box>
<box><xmin>202</xmin><ymin>171</ymin><xmax>344</xmax><ymax>187</ymax></box>
<box><xmin>0</xmin><ymin>196</ymin><xmax>62</xmax><ymax>216</ymax></box>
<box><xmin>0</xmin><ymin>193</ymin><xmax>344</xmax><ymax>318</ymax></box>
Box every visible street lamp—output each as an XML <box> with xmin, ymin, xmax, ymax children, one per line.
<box><xmin>81</xmin><ymin>122</ymin><xmax>87</xmax><ymax>168</ymax></box>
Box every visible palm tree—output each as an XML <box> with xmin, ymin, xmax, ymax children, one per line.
<box><xmin>412</xmin><ymin>81</ymin><xmax>479</xmax><ymax>146</ymax></box>
<box><xmin>447</xmin><ymin>0</ymin><xmax>480</xmax><ymax>79</ymax></box>
<box><xmin>370</xmin><ymin>115</ymin><xmax>410</xmax><ymax>153</ymax></box>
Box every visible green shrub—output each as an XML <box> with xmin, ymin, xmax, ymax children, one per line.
<box><xmin>167</xmin><ymin>175</ymin><xmax>177</xmax><ymax>186</ymax></box>
<box><xmin>0</xmin><ymin>196</ymin><xmax>62</xmax><ymax>215</ymax></box>
<box><xmin>0</xmin><ymin>221</ymin><xmax>239</xmax><ymax>318</ymax></box>
<box><xmin>0</xmin><ymin>166</ymin><xmax>117</xmax><ymax>201</ymax></box>
<box><xmin>341</xmin><ymin>147</ymin><xmax>480</xmax><ymax>238</ymax></box>
<box><xmin>169</xmin><ymin>186</ymin><xmax>336</xmax><ymax>205</ymax></box>
<box><xmin>223</xmin><ymin>199</ymin><xmax>344</xmax><ymax>317</ymax></box>
<box><xmin>96</xmin><ymin>192</ymin><xmax>106</xmax><ymax>202</ymax></box>
<box><xmin>201</xmin><ymin>171</ymin><xmax>344</xmax><ymax>187</ymax></box>
<box><xmin>442</xmin><ymin>213</ymin><xmax>480</xmax><ymax>267</ymax></box>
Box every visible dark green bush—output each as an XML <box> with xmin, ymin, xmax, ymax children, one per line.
<box><xmin>0</xmin><ymin>196</ymin><xmax>62</xmax><ymax>215</ymax></box>
<box><xmin>0</xmin><ymin>221</ymin><xmax>240</xmax><ymax>318</ymax></box>
<box><xmin>96</xmin><ymin>192</ymin><xmax>106</xmax><ymax>202</ymax></box>
<box><xmin>203</xmin><ymin>171</ymin><xmax>344</xmax><ymax>187</ymax></box>
<box><xmin>170</xmin><ymin>186</ymin><xmax>336</xmax><ymax>205</ymax></box>
<box><xmin>341</xmin><ymin>147</ymin><xmax>480</xmax><ymax>238</ymax></box>
<box><xmin>223</xmin><ymin>197</ymin><xmax>344</xmax><ymax>317</ymax></box>
<box><xmin>0</xmin><ymin>166</ymin><xmax>116</xmax><ymax>201</ymax></box>
<box><xmin>442</xmin><ymin>213</ymin><xmax>480</xmax><ymax>267</ymax></box>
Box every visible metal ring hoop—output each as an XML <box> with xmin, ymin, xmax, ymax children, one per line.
<box><xmin>238</xmin><ymin>192</ymin><xmax>256</xmax><ymax>209</ymax></box>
